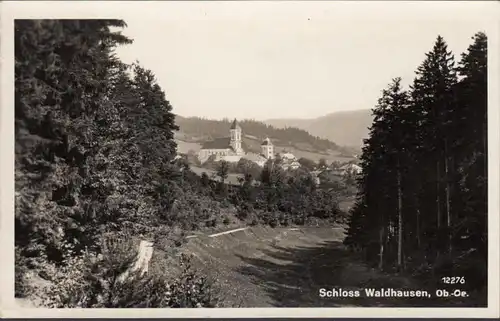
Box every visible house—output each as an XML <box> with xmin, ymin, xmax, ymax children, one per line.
<box><xmin>339</xmin><ymin>163</ymin><xmax>362</xmax><ymax>175</ymax></box>
<box><xmin>282</xmin><ymin>160</ymin><xmax>301</xmax><ymax>171</ymax></box>
<box><xmin>278</xmin><ymin>151</ymin><xmax>300</xmax><ymax>170</ymax></box>
<box><xmin>280</xmin><ymin>152</ymin><xmax>297</xmax><ymax>162</ymax></box>
<box><xmin>241</xmin><ymin>152</ymin><xmax>268</xmax><ymax>167</ymax></box>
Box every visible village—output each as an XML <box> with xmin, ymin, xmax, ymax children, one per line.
<box><xmin>174</xmin><ymin>119</ymin><xmax>362</xmax><ymax>187</ymax></box>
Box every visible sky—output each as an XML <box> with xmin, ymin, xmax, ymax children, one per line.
<box><xmin>110</xmin><ymin>1</ymin><xmax>495</xmax><ymax>121</ymax></box>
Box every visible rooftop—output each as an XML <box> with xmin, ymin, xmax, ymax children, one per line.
<box><xmin>201</xmin><ymin>137</ymin><xmax>232</xmax><ymax>150</ymax></box>
<box><xmin>201</xmin><ymin>136</ymin><xmax>248</xmax><ymax>151</ymax></box>
<box><xmin>261</xmin><ymin>137</ymin><xmax>273</xmax><ymax>146</ymax></box>
<box><xmin>242</xmin><ymin>153</ymin><xmax>267</xmax><ymax>162</ymax></box>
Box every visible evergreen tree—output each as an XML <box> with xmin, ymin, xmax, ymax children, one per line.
<box><xmin>344</xmin><ymin>34</ymin><xmax>488</xmax><ymax>300</ymax></box>
<box><xmin>216</xmin><ymin>160</ymin><xmax>229</xmax><ymax>183</ymax></box>
<box><xmin>318</xmin><ymin>158</ymin><xmax>327</xmax><ymax>169</ymax></box>
<box><xmin>410</xmin><ymin>35</ymin><xmax>458</xmax><ymax>261</ymax></box>
<box><xmin>452</xmin><ymin>32</ymin><xmax>488</xmax><ymax>291</ymax></box>
<box><xmin>15</xmin><ymin>19</ymin><xmax>133</xmax><ymax>262</ymax></box>
<box><xmin>297</xmin><ymin>157</ymin><xmax>316</xmax><ymax>171</ymax></box>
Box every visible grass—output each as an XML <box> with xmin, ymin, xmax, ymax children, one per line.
<box><xmin>176</xmin><ymin>226</ymin><xmax>347</xmax><ymax>307</ymax></box>
<box><xmin>165</xmin><ymin>226</ymin><xmax>483</xmax><ymax>307</ymax></box>
<box><xmin>175</xmin><ymin>139</ymin><xmax>202</xmax><ymax>154</ymax></box>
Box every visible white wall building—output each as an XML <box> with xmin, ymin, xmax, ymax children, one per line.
<box><xmin>340</xmin><ymin>163</ymin><xmax>362</xmax><ymax>175</ymax></box>
<box><xmin>198</xmin><ymin>119</ymin><xmax>245</xmax><ymax>163</ymax></box>
<box><xmin>261</xmin><ymin>137</ymin><xmax>274</xmax><ymax>159</ymax></box>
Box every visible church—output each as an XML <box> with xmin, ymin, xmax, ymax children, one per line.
<box><xmin>198</xmin><ymin>119</ymin><xmax>275</xmax><ymax>166</ymax></box>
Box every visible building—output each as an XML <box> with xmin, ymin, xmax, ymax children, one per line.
<box><xmin>198</xmin><ymin>119</ymin><xmax>246</xmax><ymax>163</ymax></box>
<box><xmin>339</xmin><ymin>163</ymin><xmax>362</xmax><ymax>175</ymax></box>
<box><xmin>261</xmin><ymin>137</ymin><xmax>274</xmax><ymax>159</ymax></box>
<box><xmin>280</xmin><ymin>152</ymin><xmax>297</xmax><ymax>162</ymax></box>
<box><xmin>281</xmin><ymin>160</ymin><xmax>301</xmax><ymax>171</ymax></box>
<box><xmin>279</xmin><ymin>151</ymin><xmax>301</xmax><ymax>170</ymax></box>
<box><xmin>197</xmin><ymin>120</ymin><xmax>304</xmax><ymax>170</ymax></box>
<box><xmin>198</xmin><ymin>119</ymin><xmax>270</xmax><ymax>167</ymax></box>
<box><xmin>241</xmin><ymin>152</ymin><xmax>268</xmax><ymax>167</ymax></box>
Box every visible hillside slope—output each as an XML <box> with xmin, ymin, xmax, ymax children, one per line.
<box><xmin>151</xmin><ymin>226</ymin><xmax>451</xmax><ymax>308</ymax></box>
<box><xmin>265</xmin><ymin>109</ymin><xmax>373</xmax><ymax>149</ymax></box>
<box><xmin>174</xmin><ymin>115</ymin><xmax>357</xmax><ymax>162</ymax></box>
<box><xmin>175</xmin><ymin>116</ymin><xmax>348</xmax><ymax>152</ymax></box>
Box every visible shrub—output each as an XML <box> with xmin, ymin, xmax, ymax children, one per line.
<box><xmin>15</xmin><ymin>247</ymin><xmax>30</xmax><ymax>298</ymax></box>
<box><xmin>33</xmin><ymin>234</ymin><xmax>221</xmax><ymax>308</ymax></box>
<box><xmin>236</xmin><ymin>208</ymin><xmax>249</xmax><ymax>220</ymax></box>
<box><xmin>205</xmin><ymin>218</ymin><xmax>217</xmax><ymax>228</ymax></box>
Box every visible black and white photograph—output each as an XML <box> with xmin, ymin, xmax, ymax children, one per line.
<box><xmin>1</xmin><ymin>0</ymin><xmax>499</xmax><ymax>318</ymax></box>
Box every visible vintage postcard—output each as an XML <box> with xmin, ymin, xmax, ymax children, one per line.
<box><xmin>1</xmin><ymin>1</ymin><xmax>499</xmax><ymax>319</ymax></box>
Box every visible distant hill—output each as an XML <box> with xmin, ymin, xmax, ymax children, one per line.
<box><xmin>173</xmin><ymin>115</ymin><xmax>357</xmax><ymax>163</ymax></box>
<box><xmin>264</xmin><ymin>109</ymin><xmax>373</xmax><ymax>149</ymax></box>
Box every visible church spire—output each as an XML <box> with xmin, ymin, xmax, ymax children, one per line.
<box><xmin>230</xmin><ymin>118</ymin><xmax>241</xmax><ymax>130</ymax></box>
<box><xmin>230</xmin><ymin>118</ymin><xmax>243</xmax><ymax>155</ymax></box>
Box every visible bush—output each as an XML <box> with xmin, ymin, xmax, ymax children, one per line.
<box><xmin>205</xmin><ymin>218</ymin><xmax>217</xmax><ymax>228</ymax></box>
<box><xmin>15</xmin><ymin>247</ymin><xmax>30</xmax><ymax>298</ymax></box>
<box><xmin>32</xmin><ymin>234</ymin><xmax>221</xmax><ymax>308</ymax></box>
<box><xmin>236</xmin><ymin>208</ymin><xmax>249</xmax><ymax>220</ymax></box>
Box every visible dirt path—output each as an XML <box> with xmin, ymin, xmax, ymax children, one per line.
<box><xmin>180</xmin><ymin>226</ymin><xmax>440</xmax><ymax>307</ymax></box>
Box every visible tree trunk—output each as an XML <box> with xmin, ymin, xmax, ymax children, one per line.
<box><xmin>416</xmin><ymin>203</ymin><xmax>421</xmax><ymax>248</ymax></box>
<box><xmin>436</xmin><ymin>159</ymin><xmax>441</xmax><ymax>260</ymax></box>
<box><xmin>378</xmin><ymin>226</ymin><xmax>385</xmax><ymax>270</ymax></box>
<box><xmin>444</xmin><ymin>140</ymin><xmax>452</xmax><ymax>255</ymax></box>
<box><xmin>483</xmin><ymin>106</ymin><xmax>488</xmax><ymax>180</ymax></box>
<box><xmin>436</xmin><ymin>160</ymin><xmax>441</xmax><ymax>229</ymax></box>
<box><xmin>397</xmin><ymin>165</ymin><xmax>403</xmax><ymax>270</ymax></box>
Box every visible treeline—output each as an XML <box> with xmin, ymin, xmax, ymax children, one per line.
<box><xmin>14</xmin><ymin>20</ymin><xmax>348</xmax><ymax>308</ymax></box>
<box><xmin>175</xmin><ymin>116</ymin><xmax>341</xmax><ymax>152</ymax></box>
<box><xmin>344</xmin><ymin>34</ymin><xmax>488</xmax><ymax>302</ymax></box>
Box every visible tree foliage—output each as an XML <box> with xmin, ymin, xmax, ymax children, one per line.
<box><xmin>344</xmin><ymin>33</ymin><xmax>488</xmax><ymax>301</ymax></box>
<box><xmin>14</xmin><ymin>19</ymin><xmax>223</xmax><ymax>307</ymax></box>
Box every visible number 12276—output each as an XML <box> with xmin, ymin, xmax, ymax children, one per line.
<box><xmin>441</xmin><ymin>277</ymin><xmax>465</xmax><ymax>284</ymax></box>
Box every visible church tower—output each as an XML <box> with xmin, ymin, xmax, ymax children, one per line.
<box><xmin>261</xmin><ymin>137</ymin><xmax>274</xmax><ymax>159</ymax></box>
<box><xmin>230</xmin><ymin>119</ymin><xmax>243</xmax><ymax>155</ymax></box>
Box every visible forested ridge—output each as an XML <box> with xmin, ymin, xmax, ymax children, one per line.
<box><xmin>344</xmin><ymin>33</ymin><xmax>488</xmax><ymax>304</ymax></box>
<box><xmin>14</xmin><ymin>20</ymin><xmax>349</xmax><ymax>308</ymax></box>
<box><xmin>175</xmin><ymin>115</ymin><xmax>348</xmax><ymax>153</ymax></box>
